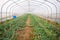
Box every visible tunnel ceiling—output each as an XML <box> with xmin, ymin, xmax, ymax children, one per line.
<box><xmin>0</xmin><ymin>0</ymin><xmax>60</xmax><ymax>22</ymax></box>
<box><xmin>0</xmin><ymin>0</ymin><xmax>60</xmax><ymax>13</ymax></box>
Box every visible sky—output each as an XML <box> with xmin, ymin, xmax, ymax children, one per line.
<box><xmin>0</xmin><ymin>0</ymin><xmax>60</xmax><ymax>21</ymax></box>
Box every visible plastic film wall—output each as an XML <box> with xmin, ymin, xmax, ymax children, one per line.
<box><xmin>0</xmin><ymin>0</ymin><xmax>60</xmax><ymax>23</ymax></box>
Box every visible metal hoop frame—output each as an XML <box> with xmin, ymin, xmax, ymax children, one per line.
<box><xmin>8</xmin><ymin>1</ymin><xmax>26</xmax><ymax>17</ymax></box>
<box><xmin>11</xmin><ymin>0</ymin><xmax>52</xmax><ymax>19</ymax></box>
<box><xmin>44</xmin><ymin>0</ymin><xmax>57</xmax><ymax>22</ymax></box>
<box><xmin>10</xmin><ymin>1</ymin><xmax>49</xmax><ymax>16</ymax></box>
<box><xmin>6</xmin><ymin>1</ymin><xmax>25</xmax><ymax>20</ymax></box>
<box><xmin>56</xmin><ymin>0</ymin><xmax>60</xmax><ymax>3</ymax></box>
<box><xmin>11</xmin><ymin>3</ymin><xmax>49</xmax><ymax>17</ymax></box>
<box><xmin>1</xmin><ymin>0</ymin><xmax>11</xmax><ymax>23</ymax></box>
<box><xmin>32</xmin><ymin>0</ymin><xmax>52</xmax><ymax>20</ymax></box>
<box><xmin>1</xmin><ymin>0</ymin><xmax>58</xmax><ymax>23</ymax></box>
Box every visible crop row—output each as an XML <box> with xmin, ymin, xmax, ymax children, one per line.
<box><xmin>30</xmin><ymin>14</ymin><xmax>60</xmax><ymax>40</ymax></box>
<box><xmin>0</xmin><ymin>14</ymin><xmax>28</xmax><ymax>40</ymax></box>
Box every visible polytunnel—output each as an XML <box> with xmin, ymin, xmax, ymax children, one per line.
<box><xmin>0</xmin><ymin>0</ymin><xmax>60</xmax><ymax>40</ymax></box>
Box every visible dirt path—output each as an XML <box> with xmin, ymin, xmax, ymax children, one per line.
<box><xmin>23</xmin><ymin>16</ymin><xmax>33</xmax><ymax>40</ymax></box>
<box><xmin>15</xmin><ymin>16</ymin><xmax>33</xmax><ymax>40</ymax></box>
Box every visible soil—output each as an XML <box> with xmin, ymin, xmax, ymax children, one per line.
<box><xmin>15</xmin><ymin>16</ymin><xmax>33</xmax><ymax>40</ymax></box>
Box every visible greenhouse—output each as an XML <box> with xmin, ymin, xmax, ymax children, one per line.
<box><xmin>0</xmin><ymin>0</ymin><xmax>60</xmax><ymax>40</ymax></box>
